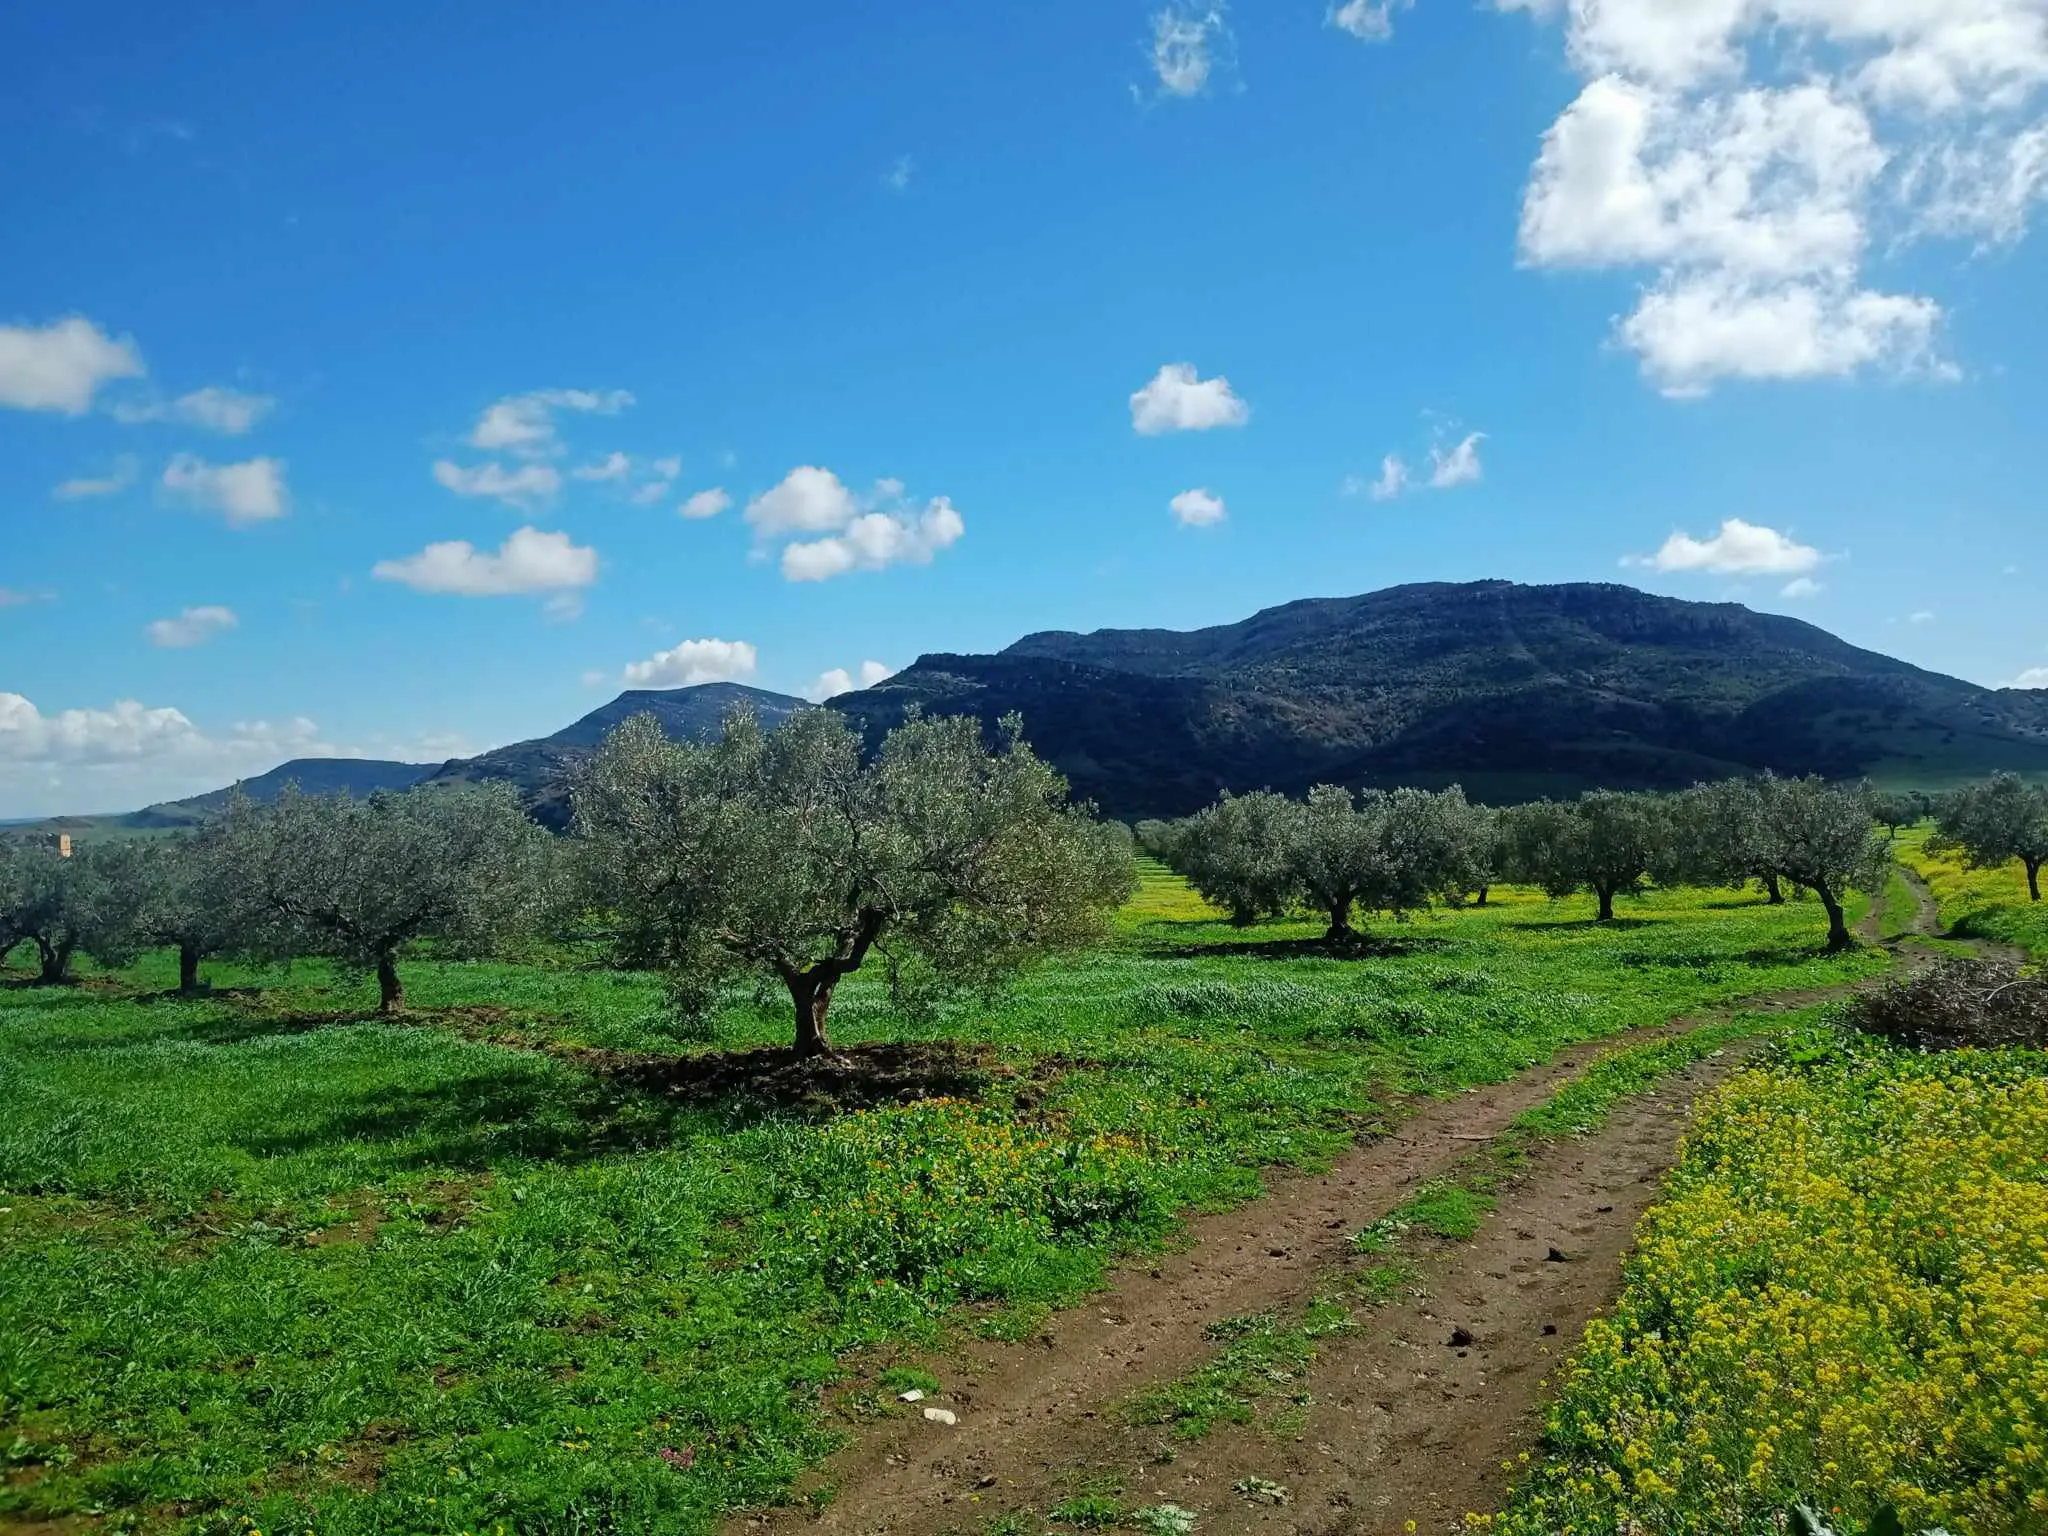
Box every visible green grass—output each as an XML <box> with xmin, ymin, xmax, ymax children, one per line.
<box><xmin>0</xmin><ymin>873</ymin><xmax>1888</xmax><ymax>1535</ymax></box>
<box><xmin>1896</xmin><ymin>826</ymin><xmax>2048</xmax><ymax>962</ymax></box>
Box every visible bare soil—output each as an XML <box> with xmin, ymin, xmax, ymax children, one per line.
<box><xmin>741</xmin><ymin>886</ymin><xmax>1944</xmax><ymax>1536</ymax></box>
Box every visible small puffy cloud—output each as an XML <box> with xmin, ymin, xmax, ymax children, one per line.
<box><xmin>884</xmin><ymin>155</ymin><xmax>914</xmax><ymax>192</ymax></box>
<box><xmin>1130</xmin><ymin>363</ymin><xmax>1250</xmax><ymax>434</ymax></box>
<box><xmin>373</xmin><ymin>526</ymin><xmax>598</xmax><ymax>596</ymax></box>
<box><xmin>112</xmin><ymin>385</ymin><xmax>273</xmax><ymax>434</ymax></box>
<box><xmin>146</xmin><ymin>605</ymin><xmax>238</xmax><ymax>648</ymax></box>
<box><xmin>0</xmin><ymin>587</ymin><xmax>55</xmax><ymax>608</ymax></box>
<box><xmin>162</xmin><ymin>454</ymin><xmax>290</xmax><ymax>526</ymax></box>
<box><xmin>468</xmin><ymin>388</ymin><xmax>634</xmax><ymax>456</ymax></box>
<box><xmin>1170</xmin><ymin>487</ymin><xmax>1227</xmax><ymax>526</ymax></box>
<box><xmin>0</xmin><ymin>316</ymin><xmax>144</xmax><ymax>414</ymax></box>
<box><xmin>1628</xmin><ymin>518</ymin><xmax>1823</xmax><ymax>576</ymax></box>
<box><xmin>432</xmin><ymin>459</ymin><xmax>563</xmax><ymax>507</ymax></box>
<box><xmin>572</xmin><ymin>451</ymin><xmax>632</xmax><ymax>482</ymax></box>
<box><xmin>53</xmin><ymin>455</ymin><xmax>139</xmax><ymax>500</ymax></box>
<box><xmin>1149</xmin><ymin>3</ymin><xmax>1233</xmax><ymax>98</ymax></box>
<box><xmin>745</xmin><ymin>465</ymin><xmax>861</xmax><ymax>536</ymax></box>
<box><xmin>1369</xmin><ymin>454</ymin><xmax>1409</xmax><ymax>500</ymax></box>
<box><xmin>680</xmin><ymin>487</ymin><xmax>731</xmax><ymax>520</ymax></box>
<box><xmin>809</xmin><ymin>660</ymin><xmax>896</xmax><ymax>701</ymax></box>
<box><xmin>1620</xmin><ymin>277</ymin><xmax>1946</xmax><ymax>397</ymax></box>
<box><xmin>1908</xmin><ymin>609</ymin><xmax>1936</xmax><ymax>624</ymax></box>
<box><xmin>1504</xmin><ymin>3</ymin><xmax>2048</xmax><ymax>393</ymax></box>
<box><xmin>2006</xmin><ymin>666</ymin><xmax>2048</xmax><ymax>690</ymax></box>
<box><xmin>782</xmin><ymin>498</ymin><xmax>965</xmax><ymax>582</ymax></box>
<box><xmin>748</xmin><ymin>468</ymin><xmax>966</xmax><ymax>581</ymax></box>
<box><xmin>1780</xmin><ymin>576</ymin><xmax>1824</xmax><ymax>599</ymax></box>
<box><xmin>621</xmin><ymin>638</ymin><xmax>758</xmax><ymax>688</ymax></box>
<box><xmin>1329</xmin><ymin>0</ymin><xmax>1408</xmax><ymax>42</ymax></box>
<box><xmin>1428</xmin><ymin>432</ymin><xmax>1485</xmax><ymax>489</ymax></box>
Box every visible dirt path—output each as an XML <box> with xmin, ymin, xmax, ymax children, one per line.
<box><xmin>744</xmin><ymin>954</ymin><xmax>1913</xmax><ymax>1535</ymax></box>
<box><xmin>1126</xmin><ymin>1043</ymin><xmax>1758</xmax><ymax>1536</ymax></box>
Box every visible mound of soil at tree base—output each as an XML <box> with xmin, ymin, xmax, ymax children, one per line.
<box><xmin>584</xmin><ymin>1039</ymin><xmax>1010</xmax><ymax>1117</ymax></box>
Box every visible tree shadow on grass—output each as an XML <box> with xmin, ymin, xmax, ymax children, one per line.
<box><xmin>223</xmin><ymin>1041</ymin><xmax>1014</xmax><ymax>1178</ymax></box>
<box><xmin>1503</xmin><ymin>916</ymin><xmax>1660</xmax><ymax>933</ymax></box>
<box><xmin>1143</xmin><ymin>932</ymin><xmax>1455</xmax><ymax>962</ymax></box>
<box><xmin>583</xmin><ymin>1038</ymin><xmax>1007</xmax><ymax>1120</ymax></box>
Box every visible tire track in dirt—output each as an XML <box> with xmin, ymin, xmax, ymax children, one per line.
<box><xmin>741</xmin><ymin>969</ymin><xmax>1902</xmax><ymax>1536</ymax></box>
<box><xmin>1124</xmin><ymin>1043</ymin><xmax>1760</xmax><ymax>1536</ymax></box>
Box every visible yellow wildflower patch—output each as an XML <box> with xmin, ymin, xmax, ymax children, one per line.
<box><xmin>1490</xmin><ymin>1045</ymin><xmax>2048</xmax><ymax>1535</ymax></box>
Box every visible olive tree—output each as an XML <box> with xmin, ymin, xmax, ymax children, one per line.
<box><xmin>1932</xmin><ymin>772</ymin><xmax>2048</xmax><ymax>902</ymax></box>
<box><xmin>1503</xmin><ymin>790</ymin><xmax>1668</xmax><ymax>922</ymax></box>
<box><xmin>1282</xmin><ymin>784</ymin><xmax>1482</xmax><ymax>942</ymax></box>
<box><xmin>1754</xmin><ymin>774</ymin><xmax>1892</xmax><ymax>950</ymax></box>
<box><xmin>234</xmin><ymin>782</ymin><xmax>553</xmax><ymax>1012</ymax></box>
<box><xmin>1161</xmin><ymin>791</ymin><xmax>1298</xmax><ymax>927</ymax></box>
<box><xmin>572</xmin><ymin>707</ymin><xmax>1136</xmax><ymax>1057</ymax></box>
<box><xmin>134</xmin><ymin>816</ymin><xmax>265</xmax><ymax>991</ymax></box>
<box><xmin>0</xmin><ymin>840</ymin><xmax>148</xmax><ymax>983</ymax></box>
<box><xmin>1872</xmin><ymin>790</ymin><xmax>1928</xmax><ymax>839</ymax></box>
<box><xmin>1665</xmin><ymin>778</ymin><xmax>1787</xmax><ymax>903</ymax></box>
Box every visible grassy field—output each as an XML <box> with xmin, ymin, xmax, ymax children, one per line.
<box><xmin>1</xmin><ymin>868</ymin><xmax>1886</xmax><ymax>1535</ymax></box>
<box><xmin>1894</xmin><ymin>825</ymin><xmax>2048</xmax><ymax>961</ymax></box>
<box><xmin>1485</xmin><ymin>1023</ymin><xmax>2048</xmax><ymax>1536</ymax></box>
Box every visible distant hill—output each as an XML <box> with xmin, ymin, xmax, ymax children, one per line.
<box><xmin>426</xmin><ymin>681</ymin><xmax>806</xmax><ymax>827</ymax></box>
<box><xmin>826</xmin><ymin>581</ymin><xmax>2048</xmax><ymax>818</ymax></box>
<box><xmin>124</xmin><ymin>758</ymin><xmax>438</xmax><ymax>829</ymax></box>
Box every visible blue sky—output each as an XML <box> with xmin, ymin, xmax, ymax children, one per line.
<box><xmin>3</xmin><ymin>0</ymin><xmax>2045</xmax><ymax>816</ymax></box>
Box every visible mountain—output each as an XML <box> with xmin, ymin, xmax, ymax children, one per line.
<box><xmin>826</xmin><ymin>581</ymin><xmax>2048</xmax><ymax>819</ymax></box>
<box><xmin>426</xmin><ymin>681</ymin><xmax>806</xmax><ymax>827</ymax></box>
<box><xmin>124</xmin><ymin>758</ymin><xmax>437</xmax><ymax>828</ymax></box>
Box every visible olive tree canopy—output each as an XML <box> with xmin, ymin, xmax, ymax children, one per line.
<box><xmin>133</xmin><ymin>817</ymin><xmax>264</xmax><ymax>991</ymax></box>
<box><xmin>234</xmin><ymin>782</ymin><xmax>553</xmax><ymax>1012</ymax></box>
<box><xmin>1503</xmin><ymin>790</ymin><xmax>1669</xmax><ymax>922</ymax></box>
<box><xmin>0</xmin><ymin>840</ymin><xmax>147</xmax><ymax>984</ymax></box>
<box><xmin>1282</xmin><ymin>784</ymin><xmax>1484</xmax><ymax>942</ymax></box>
<box><xmin>1753</xmin><ymin>774</ymin><xmax>1891</xmax><ymax>950</ymax></box>
<box><xmin>1161</xmin><ymin>790</ymin><xmax>1298</xmax><ymax>928</ymax></box>
<box><xmin>572</xmin><ymin>706</ymin><xmax>1136</xmax><ymax>1057</ymax></box>
<box><xmin>1933</xmin><ymin>772</ymin><xmax>2048</xmax><ymax>902</ymax></box>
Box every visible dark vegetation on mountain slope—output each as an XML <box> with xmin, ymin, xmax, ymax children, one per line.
<box><xmin>123</xmin><ymin>757</ymin><xmax>437</xmax><ymax>828</ymax></box>
<box><xmin>830</xmin><ymin>581</ymin><xmax>2048</xmax><ymax>819</ymax></box>
<box><xmin>424</xmin><ymin>680</ymin><xmax>806</xmax><ymax>829</ymax></box>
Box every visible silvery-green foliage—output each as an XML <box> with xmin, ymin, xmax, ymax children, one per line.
<box><xmin>1160</xmin><ymin>790</ymin><xmax>1298</xmax><ymax>927</ymax></box>
<box><xmin>571</xmin><ymin>706</ymin><xmax>1135</xmax><ymax>1052</ymax></box>
<box><xmin>1756</xmin><ymin>773</ymin><xmax>1893</xmax><ymax>948</ymax></box>
<box><xmin>0</xmin><ymin>838</ymin><xmax>149</xmax><ymax>981</ymax></box>
<box><xmin>229</xmin><ymin>780</ymin><xmax>554</xmax><ymax>1005</ymax></box>
<box><xmin>1501</xmin><ymin>790</ymin><xmax>1671</xmax><ymax>921</ymax></box>
<box><xmin>1932</xmin><ymin>771</ymin><xmax>2048</xmax><ymax>900</ymax></box>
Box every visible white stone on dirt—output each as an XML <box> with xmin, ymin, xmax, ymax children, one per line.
<box><xmin>921</xmin><ymin>1406</ymin><xmax>958</xmax><ymax>1425</ymax></box>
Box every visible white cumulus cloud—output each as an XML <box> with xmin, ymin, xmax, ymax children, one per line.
<box><xmin>1170</xmin><ymin>488</ymin><xmax>1228</xmax><ymax>526</ymax></box>
<box><xmin>1130</xmin><ymin>363</ymin><xmax>1251</xmax><ymax>434</ymax></box>
<box><xmin>2006</xmin><ymin>666</ymin><xmax>2048</xmax><ymax>690</ymax></box>
<box><xmin>146</xmin><ymin>605</ymin><xmax>239</xmax><ymax>649</ymax></box>
<box><xmin>372</xmin><ymin>527</ymin><xmax>598</xmax><ymax>596</ymax></box>
<box><xmin>621</xmin><ymin>638</ymin><xmax>759</xmax><ymax>689</ymax></box>
<box><xmin>1428</xmin><ymin>432</ymin><xmax>1486</xmax><ymax>488</ymax></box>
<box><xmin>467</xmin><ymin>388</ymin><xmax>634</xmax><ymax>457</ymax></box>
<box><xmin>1780</xmin><ymin>576</ymin><xmax>1824</xmax><ymax>599</ymax></box>
<box><xmin>745</xmin><ymin>466</ymin><xmax>861</xmax><ymax>537</ymax></box>
<box><xmin>112</xmin><ymin>385</ymin><xmax>273</xmax><ymax>434</ymax></box>
<box><xmin>432</xmin><ymin>459</ymin><xmax>563</xmax><ymax>507</ymax></box>
<box><xmin>1627</xmin><ymin>517</ymin><xmax>1823</xmax><ymax>575</ymax></box>
<box><xmin>809</xmin><ymin>660</ymin><xmax>896</xmax><ymax>701</ymax></box>
<box><xmin>53</xmin><ymin>456</ymin><xmax>139</xmax><ymax>500</ymax></box>
<box><xmin>744</xmin><ymin>469</ymin><xmax>965</xmax><ymax>582</ymax></box>
<box><xmin>1330</xmin><ymin>0</ymin><xmax>1409</xmax><ymax>42</ymax></box>
<box><xmin>680</xmin><ymin>487</ymin><xmax>731</xmax><ymax>519</ymax></box>
<box><xmin>0</xmin><ymin>317</ymin><xmax>144</xmax><ymax>414</ymax></box>
<box><xmin>162</xmin><ymin>454</ymin><xmax>290</xmax><ymax>526</ymax></box>
<box><xmin>782</xmin><ymin>499</ymin><xmax>965</xmax><ymax>582</ymax></box>
<box><xmin>1502</xmin><ymin>0</ymin><xmax>2048</xmax><ymax>392</ymax></box>
<box><xmin>572</xmin><ymin>451</ymin><xmax>632</xmax><ymax>482</ymax></box>
<box><xmin>1149</xmin><ymin>3</ymin><xmax>1233</xmax><ymax>97</ymax></box>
